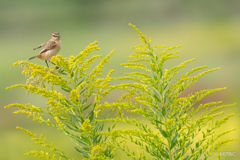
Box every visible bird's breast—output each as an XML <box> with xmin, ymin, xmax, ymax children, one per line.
<box><xmin>41</xmin><ymin>41</ymin><xmax>61</xmax><ymax>61</ymax></box>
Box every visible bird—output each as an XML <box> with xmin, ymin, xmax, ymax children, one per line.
<box><xmin>29</xmin><ymin>32</ymin><xmax>62</xmax><ymax>67</ymax></box>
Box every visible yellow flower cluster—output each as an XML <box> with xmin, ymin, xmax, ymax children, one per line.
<box><xmin>17</xmin><ymin>127</ymin><xmax>60</xmax><ymax>155</ymax></box>
<box><xmin>90</xmin><ymin>144</ymin><xmax>106</xmax><ymax>158</ymax></box>
<box><xmin>129</xmin><ymin>23</ymin><xmax>147</xmax><ymax>42</ymax></box>
<box><xmin>54</xmin><ymin>116</ymin><xmax>66</xmax><ymax>130</ymax></box>
<box><xmin>5</xmin><ymin>24</ymin><xmax>236</xmax><ymax>160</ymax></box>
<box><xmin>82</xmin><ymin>119</ymin><xmax>93</xmax><ymax>132</ymax></box>
<box><xmin>24</xmin><ymin>150</ymin><xmax>61</xmax><ymax>160</ymax></box>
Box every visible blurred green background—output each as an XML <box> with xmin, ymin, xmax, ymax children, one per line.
<box><xmin>1</xmin><ymin>0</ymin><xmax>239</xmax><ymax>159</ymax></box>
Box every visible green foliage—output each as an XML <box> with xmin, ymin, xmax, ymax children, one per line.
<box><xmin>5</xmin><ymin>24</ymin><xmax>236</xmax><ymax>160</ymax></box>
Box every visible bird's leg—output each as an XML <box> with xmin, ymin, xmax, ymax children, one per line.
<box><xmin>49</xmin><ymin>61</ymin><xmax>59</xmax><ymax>69</ymax></box>
<box><xmin>50</xmin><ymin>61</ymin><xmax>56</xmax><ymax>65</ymax></box>
<box><xmin>45</xmin><ymin>60</ymin><xmax>49</xmax><ymax>68</ymax></box>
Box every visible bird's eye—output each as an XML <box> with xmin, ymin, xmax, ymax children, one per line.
<box><xmin>52</xmin><ymin>35</ymin><xmax>56</xmax><ymax>37</ymax></box>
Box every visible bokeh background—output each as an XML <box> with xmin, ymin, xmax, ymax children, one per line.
<box><xmin>1</xmin><ymin>0</ymin><xmax>239</xmax><ymax>159</ymax></box>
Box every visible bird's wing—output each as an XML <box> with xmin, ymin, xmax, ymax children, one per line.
<box><xmin>40</xmin><ymin>41</ymin><xmax>56</xmax><ymax>54</ymax></box>
<box><xmin>33</xmin><ymin>42</ymin><xmax>47</xmax><ymax>50</ymax></box>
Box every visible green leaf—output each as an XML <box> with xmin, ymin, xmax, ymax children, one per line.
<box><xmin>170</xmin><ymin>124</ymin><xmax>177</xmax><ymax>134</ymax></box>
<box><xmin>77</xmin><ymin>78</ymin><xmax>85</xmax><ymax>87</ymax></box>
<box><xmin>155</xmin><ymin>119</ymin><xmax>163</xmax><ymax>125</ymax></box>
<box><xmin>183</xmin><ymin>155</ymin><xmax>190</xmax><ymax>160</ymax></box>
<box><xmin>162</xmin><ymin>106</ymin><xmax>166</xmax><ymax>116</ymax></box>
<box><xmin>159</xmin><ymin>68</ymin><xmax>163</xmax><ymax>78</ymax></box>
<box><xmin>93</xmin><ymin>135</ymin><xmax>102</xmax><ymax>144</ymax></box>
<box><xmin>83</xmin><ymin>103</ymin><xmax>92</xmax><ymax>111</ymax></box>
<box><xmin>159</xmin><ymin>128</ymin><xmax>168</xmax><ymax>138</ymax></box>
<box><xmin>80</xmin><ymin>87</ymin><xmax>87</xmax><ymax>95</ymax></box>
<box><xmin>61</xmin><ymin>86</ymin><xmax>71</xmax><ymax>92</ymax></box>
<box><xmin>111</xmin><ymin>122</ymin><xmax>116</xmax><ymax>130</ymax></box>
<box><xmin>153</xmin><ymin>94</ymin><xmax>161</xmax><ymax>102</ymax></box>
<box><xmin>66</xmin><ymin>124</ymin><xmax>78</xmax><ymax>132</ymax></box>
<box><xmin>174</xmin><ymin>153</ymin><xmax>181</xmax><ymax>160</ymax></box>
<box><xmin>70</xmin><ymin>71</ymin><xmax>74</xmax><ymax>78</ymax></box>
<box><xmin>73</xmin><ymin>69</ymin><xmax>79</xmax><ymax>86</ymax></box>
<box><xmin>153</xmin><ymin>74</ymin><xmax>158</xmax><ymax>81</ymax></box>
<box><xmin>77</xmin><ymin>136</ymin><xmax>89</xmax><ymax>146</ymax></box>
<box><xmin>196</xmin><ymin>142</ymin><xmax>199</xmax><ymax>148</ymax></box>
<box><xmin>152</xmin><ymin>88</ymin><xmax>160</xmax><ymax>99</ymax></box>
<box><xmin>70</xmin><ymin>66</ymin><xmax>78</xmax><ymax>78</ymax></box>
<box><xmin>170</xmin><ymin>112</ymin><xmax>178</xmax><ymax>119</ymax></box>
<box><xmin>99</xmin><ymin>124</ymin><xmax>104</xmax><ymax>132</ymax></box>
<box><xmin>93</xmin><ymin>122</ymin><xmax>102</xmax><ymax>132</ymax></box>
<box><xmin>60</xmin><ymin>71</ymin><xmax>68</xmax><ymax>75</ymax></box>
<box><xmin>155</xmin><ymin>110</ymin><xmax>163</xmax><ymax>118</ymax></box>
<box><xmin>145</xmin><ymin>145</ymin><xmax>149</xmax><ymax>152</ymax></box>
<box><xmin>87</xmin><ymin>108</ymin><xmax>94</xmax><ymax>122</ymax></box>
<box><xmin>170</xmin><ymin>132</ymin><xmax>178</xmax><ymax>150</ymax></box>
<box><xmin>68</xmin><ymin>133</ymin><xmax>89</xmax><ymax>146</ymax></box>
<box><xmin>65</xmin><ymin>99</ymin><xmax>74</xmax><ymax>105</ymax></box>
<box><xmin>191</xmin><ymin>148</ymin><xmax>194</xmax><ymax>154</ymax></box>
<box><xmin>202</xmin><ymin>131</ymin><xmax>205</xmax><ymax>138</ymax></box>
<box><xmin>186</xmin><ymin>141</ymin><xmax>193</xmax><ymax>148</ymax></box>
<box><xmin>160</xmin><ymin>149</ymin><xmax>169</xmax><ymax>158</ymax></box>
<box><xmin>75</xmin><ymin>147</ymin><xmax>90</xmax><ymax>158</ymax></box>
<box><xmin>81</xmin><ymin>98</ymin><xmax>87</xmax><ymax>105</ymax></box>
<box><xmin>68</xmin><ymin>114</ymin><xmax>81</xmax><ymax>122</ymax></box>
<box><xmin>141</xmin><ymin>124</ymin><xmax>147</xmax><ymax>132</ymax></box>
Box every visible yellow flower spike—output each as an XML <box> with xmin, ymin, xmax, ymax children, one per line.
<box><xmin>54</xmin><ymin>116</ymin><xmax>65</xmax><ymax>130</ymax></box>
<box><xmin>69</xmin><ymin>89</ymin><xmax>80</xmax><ymax>103</ymax></box>
<box><xmin>69</xmin><ymin>55</ymin><xmax>75</xmax><ymax>62</ymax></box>
<box><xmin>107</xmin><ymin>69</ymin><xmax>115</xmax><ymax>79</ymax></box>
<box><xmin>147</xmin><ymin>38</ymin><xmax>151</xmax><ymax>43</ymax></box>
<box><xmin>13</xmin><ymin>61</ymin><xmax>20</xmax><ymax>66</ymax></box>
<box><xmin>47</xmin><ymin>100</ymin><xmax>55</xmax><ymax>106</ymax></box>
<box><xmin>167</xmin><ymin>119</ymin><xmax>174</xmax><ymax>125</ymax></box>
<box><xmin>82</xmin><ymin>119</ymin><xmax>93</xmax><ymax>131</ymax></box>
<box><xmin>181</xmin><ymin>114</ymin><xmax>188</xmax><ymax>119</ymax></box>
<box><xmin>129</xmin><ymin>23</ymin><xmax>147</xmax><ymax>42</ymax></box>
<box><xmin>91</xmin><ymin>144</ymin><xmax>106</xmax><ymax>157</ymax></box>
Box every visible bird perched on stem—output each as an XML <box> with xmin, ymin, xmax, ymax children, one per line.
<box><xmin>29</xmin><ymin>32</ymin><xmax>62</xmax><ymax>67</ymax></box>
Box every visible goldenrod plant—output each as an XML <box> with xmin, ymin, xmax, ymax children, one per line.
<box><xmin>5</xmin><ymin>24</ymin><xmax>236</xmax><ymax>160</ymax></box>
<box><xmin>6</xmin><ymin>41</ymin><xmax>117</xmax><ymax>160</ymax></box>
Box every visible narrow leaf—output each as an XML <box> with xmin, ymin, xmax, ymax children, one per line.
<box><xmin>86</xmin><ymin>108</ymin><xmax>94</xmax><ymax>122</ymax></box>
<box><xmin>66</xmin><ymin>124</ymin><xmax>78</xmax><ymax>132</ymax></box>
<box><xmin>170</xmin><ymin>132</ymin><xmax>178</xmax><ymax>150</ymax></box>
<box><xmin>162</xmin><ymin>106</ymin><xmax>166</xmax><ymax>116</ymax></box>
<box><xmin>70</xmin><ymin>71</ymin><xmax>74</xmax><ymax>78</ymax></box>
<box><xmin>155</xmin><ymin>119</ymin><xmax>163</xmax><ymax>125</ymax></box>
<box><xmin>154</xmin><ymin>94</ymin><xmax>161</xmax><ymax>102</ymax></box>
<box><xmin>93</xmin><ymin>135</ymin><xmax>101</xmax><ymax>144</ymax></box>
<box><xmin>196</xmin><ymin>142</ymin><xmax>199</xmax><ymax>148</ymax></box>
<box><xmin>159</xmin><ymin>128</ymin><xmax>168</xmax><ymax>138</ymax></box>
<box><xmin>68</xmin><ymin>114</ymin><xmax>81</xmax><ymax>123</ymax></box>
<box><xmin>61</xmin><ymin>87</ymin><xmax>71</xmax><ymax>92</ymax></box>
<box><xmin>83</xmin><ymin>103</ymin><xmax>92</xmax><ymax>111</ymax></box>
<box><xmin>75</xmin><ymin>147</ymin><xmax>90</xmax><ymax>158</ymax></box>
<box><xmin>80</xmin><ymin>87</ymin><xmax>87</xmax><ymax>95</ymax></box>
<box><xmin>77</xmin><ymin>78</ymin><xmax>85</xmax><ymax>87</ymax></box>
<box><xmin>60</xmin><ymin>71</ymin><xmax>68</xmax><ymax>75</ymax></box>
<box><xmin>160</xmin><ymin>149</ymin><xmax>169</xmax><ymax>158</ymax></box>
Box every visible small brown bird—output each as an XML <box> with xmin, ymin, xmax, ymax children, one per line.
<box><xmin>29</xmin><ymin>32</ymin><xmax>62</xmax><ymax>67</ymax></box>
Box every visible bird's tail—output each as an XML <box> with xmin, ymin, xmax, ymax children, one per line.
<box><xmin>29</xmin><ymin>56</ymin><xmax>37</xmax><ymax>60</ymax></box>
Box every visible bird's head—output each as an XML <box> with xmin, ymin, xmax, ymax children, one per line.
<box><xmin>51</xmin><ymin>32</ymin><xmax>61</xmax><ymax>41</ymax></box>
